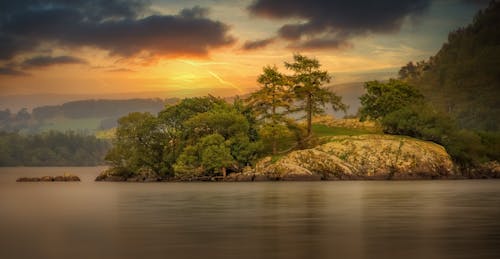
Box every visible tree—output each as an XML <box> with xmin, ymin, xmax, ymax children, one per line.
<box><xmin>174</xmin><ymin>134</ymin><xmax>235</xmax><ymax>178</ymax></box>
<box><xmin>285</xmin><ymin>54</ymin><xmax>346</xmax><ymax>136</ymax></box>
<box><xmin>15</xmin><ymin>108</ymin><xmax>31</xmax><ymax>121</ymax></box>
<box><xmin>246</xmin><ymin>65</ymin><xmax>292</xmax><ymax>154</ymax></box>
<box><xmin>381</xmin><ymin>104</ymin><xmax>456</xmax><ymax>143</ymax></box>
<box><xmin>156</xmin><ymin>95</ymin><xmax>224</xmax><ymax>172</ymax></box>
<box><xmin>105</xmin><ymin>112</ymin><xmax>168</xmax><ymax>176</ymax></box>
<box><xmin>173</xmin><ymin>103</ymin><xmax>262</xmax><ymax>177</ymax></box>
<box><xmin>359</xmin><ymin>79</ymin><xmax>424</xmax><ymax>121</ymax></box>
<box><xmin>199</xmin><ymin>134</ymin><xmax>235</xmax><ymax>178</ymax></box>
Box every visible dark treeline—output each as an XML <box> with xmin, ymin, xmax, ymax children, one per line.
<box><xmin>399</xmin><ymin>1</ymin><xmax>500</xmax><ymax>131</ymax></box>
<box><xmin>0</xmin><ymin>131</ymin><xmax>111</xmax><ymax>166</ymax></box>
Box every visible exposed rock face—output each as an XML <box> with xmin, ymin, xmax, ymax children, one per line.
<box><xmin>234</xmin><ymin>135</ymin><xmax>456</xmax><ymax>181</ymax></box>
<box><xmin>16</xmin><ymin>174</ymin><xmax>81</xmax><ymax>182</ymax></box>
<box><xmin>465</xmin><ymin>161</ymin><xmax>500</xmax><ymax>178</ymax></box>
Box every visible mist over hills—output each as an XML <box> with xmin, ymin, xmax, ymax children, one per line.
<box><xmin>0</xmin><ymin>82</ymin><xmax>365</xmax><ymax>133</ymax></box>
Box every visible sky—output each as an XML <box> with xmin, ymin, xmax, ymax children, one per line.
<box><xmin>0</xmin><ymin>0</ymin><xmax>490</xmax><ymax>98</ymax></box>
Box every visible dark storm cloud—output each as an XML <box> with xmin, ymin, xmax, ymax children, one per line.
<box><xmin>0</xmin><ymin>0</ymin><xmax>149</xmax><ymax>20</ymax></box>
<box><xmin>0</xmin><ymin>1</ymin><xmax>235</xmax><ymax>63</ymax></box>
<box><xmin>242</xmin><ymin>38</ymin><xmax>275</xmax><ymax>50</ymax></box>
<box><xmin>21</xmin><ymin>56</ymin><xmax>88</xmax><ymax>69</ymax></box>
<box><xmin>248</xmin><ymin>0</ymin><xmax>432</xmax><ymax>50</ymax></box>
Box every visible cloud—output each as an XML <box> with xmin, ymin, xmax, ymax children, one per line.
<box><xmin>248</xmin><ymin>0</ymin><xmax>432</xmax><ymax>50</ymax></box>
<box><xmin>290</xmin><ymin>38</ymin><xmax>353</xmax><ymax>50</ymax></box>
<box><xmin>242</xmin><ymin>38</ymin><xmax>276</xmax><ymax>50</ymax></box>
<box><xmin>0</xmin><ymin>1</ymin><xmax>235</xmax><ymax>64</ymax></box>
<box><xmin>106</xmin><ymin>68</ymin><xmax>136</xmax><ymax>73</ymax></box>
<box><xmin>22</xmin><ymin>56</ymin><xmax>87</xmax><ymax>69</ymax></box>
<box><xmin>0</xmin><ymin>66</ymin><xmax>29</xmax><ymax>76</ymax></box>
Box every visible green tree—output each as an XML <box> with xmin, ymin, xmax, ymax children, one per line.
<box><xmin>156</xmin><ymin>96</ymin><xmax>225</xmax><ymax>172</ymax></box>
<box><xmin>359</xmin><ymin>79</ymin><xmax>424</xmax><ymax>121</ymax></box>
<box><xmin>105</xmin><ymin>112</ymin><xmax>168</xmax><ymax>176</ymax></box>
<box><xmin>381</xmin><ymin>104</ymin><xmax>456</xmax><ymax>143</ymax></box>
<box><xmin>174</xmin><ymin>104</ymin><xmax>261</xmax><ymax>177</ymax></box>
<box><xmin>246</xmin><ymin>65</ymin><xmax>291</xmax><ymax>154</ymax></box>
<box><xmin>183</xmin><ymin>104</ymin><xmax>250</xmax><ymax>142</ymax></box>
<box><xmin>174</xmin><ymin>134</ymin><xmax>235</xmax><ymax>178</ymax></box>
<box><xmin>199</xmin><ymin>134</ymin><xmax>235</xmax><ymax>178</ymax></box>
<box><xmin>285</xmin><ymin>54</ymin><xmax>346</xmax><ymax>136</ymax></box>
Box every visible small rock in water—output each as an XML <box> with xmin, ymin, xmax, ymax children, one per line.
<box><xmin>16</xmin><ymin>174</ymin><xmax>80</xmax><ymax>182</ymax></box>
<box><xmin>40</xmin><ymin>176</ymin><xmax>54</xmax><ymax>181</ymax></box>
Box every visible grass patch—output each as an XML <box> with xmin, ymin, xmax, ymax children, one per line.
<box><xmin>312</xmin><ymin>124</ymin><xmax>379</xmax><ymax>137</ymax></box>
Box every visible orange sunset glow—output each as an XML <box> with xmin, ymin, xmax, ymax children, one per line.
<box><xmin>0</xmin><ymin>0</ymin><xmax>488</xmax><ymax>101</ymax></box>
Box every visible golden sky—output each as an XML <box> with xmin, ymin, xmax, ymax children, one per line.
<box><xmin>0</xmin><ymin>0</ymin><xmax>487</xmax><ymax>97</ymax></box>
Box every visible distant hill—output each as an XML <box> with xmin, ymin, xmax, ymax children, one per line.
<box><xmin>0</xmin><ymin>98</ymin><xmax>178</xmax><ymax>133</ymax></box>
<box><xmin>0</xmin><ymin>88</ymin><xmax>245</xmax><ymax>113</ymax></box>
<box><xmin>328</xmin><ymin>82</ymin><xmax>365</xmax><ymax>117</ymax></box>
<box><xmin>399</xmin><ymin>1</ymin><xmax>500</xmax><ymax>131</ymax></box>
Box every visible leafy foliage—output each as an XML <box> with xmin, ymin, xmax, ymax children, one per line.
<box><xmin>105</xmin><ymin>112</ymin><xmax>170</xmax><ymax>176</ymax></box>
<box><xmin>105</xmin><ymin>96</ymin><xmax>262</xmax><ymax>178</ymax></box>
<box><xmin>359</xmin><ymin>79</ymin><xmax>424</xmax><ymax>121</ymax></box>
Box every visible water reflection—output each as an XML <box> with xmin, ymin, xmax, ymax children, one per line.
<box><xmin>0</xmin><ymin>168</ymin><xmax>499</xmax><ymax>259</ymax></box>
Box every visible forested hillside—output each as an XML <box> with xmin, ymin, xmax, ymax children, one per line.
<box><xmin>399</xmin><ymin>1</ymin><xmax>500</xmax><ymax>131</ymax></box>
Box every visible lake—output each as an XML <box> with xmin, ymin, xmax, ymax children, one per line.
<box><xmin>0</xmin><ymin>167</ymin><xmax>499</xmax><ymax>259</ymax></box>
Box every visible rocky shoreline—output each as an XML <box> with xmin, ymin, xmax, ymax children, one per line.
<box><xmin>95</xmin><ymin>135</ymin><xmax>500</xmax><ymax>182</ymax></box>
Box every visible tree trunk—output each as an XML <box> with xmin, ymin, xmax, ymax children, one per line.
<box><xmin>307</xmin><ymin>93</ymin><xmax>312</xmax><ymax>136</ymax></box>
<box><xmin>222</xmin><ymin>167</ymin><xmax>227</xmax><ymax>178</ymax></box>
<box><xmin>272</xmin><ymin>104</ymin><xmax>277</xmax><ymax>155</ymax></box>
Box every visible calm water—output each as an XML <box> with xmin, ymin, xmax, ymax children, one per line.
<box><xmin>1</xmin><ymin>167</ymin><xmax>499</xmax><ymax>259</ymax></box>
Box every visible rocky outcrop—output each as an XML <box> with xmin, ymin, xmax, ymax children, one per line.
<box><xmin>463</xmin><ymin>161</ymin><xmax>500</xmax><ymax>179</ymax></box>
<box><xmin>16</xmin><ymin>174</ymin><xmax>80</xmax><ymax>182</ymax></box>
<box><xmin>95</xmin><ymin>167</ymin><xmax>161</xmax><ymax>182</ymax></box>
<box><xmin>230</xmin><ymin>134</ymin><xmax>456</xmax><ymax>181</ymax></box>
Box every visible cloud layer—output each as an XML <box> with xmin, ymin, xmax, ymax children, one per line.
<box><xmin>248</xmin><ymin>0</ymin><xmax>432</xmax><ymax>50</ymax></box>
<box><xmin>21</xmin><ymin>56</ymin><xmax>88</xmax><ymax>69</ymax></box>
<box><xmin>0</xmin><ymin>0</ymin><xmax>235</xmax><ymax>75</ymax></box>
